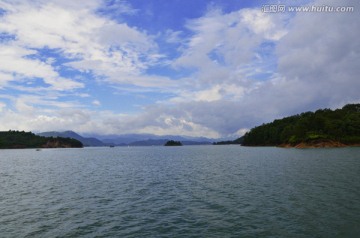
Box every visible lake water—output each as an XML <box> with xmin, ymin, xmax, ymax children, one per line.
<box><xmin>1</xmin><ymin>146</ymin><xmax>359</xmax><ymax>237</ymax></box>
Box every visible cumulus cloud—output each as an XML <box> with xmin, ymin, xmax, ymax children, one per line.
<box><xmin>114</xmin><ymin>0</ymin><xmax>360</xmax><ymax>137</ymax></box>
<box><xmin>0</xmin><ymin>44</ymin><xmax>83</xmax><ymax>90</ymax></box>
<box><xmin>171</xmin><ymin>7</ymin><xmax>287</xmax><ymax>102</ymax></box>
<box><xmin>277</xmin><ymin>0</ymin><xmax>360</xmax><ymax>108</ymax></box>
<box><xmin>0</xmin><ymin>0</ymin><xmax>173</xmax><ymax>90</ymax></box>
<box><xmin>0</xmin><ymin>0</ymin><xmax>176</xmax><ymax>134</ymax></box>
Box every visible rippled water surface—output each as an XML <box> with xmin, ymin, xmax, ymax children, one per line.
<box><xmin>1</xmin><ymin>146</ymin><xmax>360</xmax><ymax>237</ymax></box>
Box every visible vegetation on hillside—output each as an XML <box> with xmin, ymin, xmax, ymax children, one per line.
<box><xmin>0</xmin><ymin>130</ymin><xmax>83</xmax><ymax>149</ymax></box>
<box><xmin>242</xmin><ymin>104</ymin><xmax>360</xmax><ymax>147</ymax></box>
<box><xmin>164</xmin><ymin>140</ymin><xmax>183</xmax><ymax>146</ymax></box>
<box><xmin>213</xmin><ymin>137</ymin><xmax>244</xmax><ymax>145</ymax></box>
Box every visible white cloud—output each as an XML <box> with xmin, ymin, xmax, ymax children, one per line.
<box><xmin>171</xmin><ymin>7</ymin><xmax>287</xmax><ymax>104</ymax></box>
<box><xmin>171</xmin><ymin>84</ymin><xmax>246</xmax><ymax>103</ymax></box>
<box><xmin>0</xmin><ymin>102</ymin><xmax>220</xmax><ymax>137</ymax></box>
<box><xmin>98</xmin><ymin>0</ymin><xmax>139</xmax><ymax>16</ymax></box>
<box><xmin>0</xmin><ymin>45</ymin><xmax>53</xmax><ymax>78</ymax></box>
<box><xmin>276</xmin><ymin>0</ymin><xmax>360</xmax><ymax>108</ymax></box>
<box><xmin>0</xmin><ymin>2</ymin><xmax>288</xmax><ymax>137</ymax></box>
<box><xmin>92</xmin><ymin>100</ymin><xmax>101</xmax><ymax>106</ymax></box>
<box><xmin>0</xmin><ymin>72</ymin><xmax>13</xmax><ymax>87</ymax></box>
<box><xmin>112</xmin><ymin>0</ymin><xmax>360</xmax><ymax>137</ymax></box>
<box><xmin>0</xmin><ymin>44</ymin><xmax>83</xmax><ymax>90</ymax></box>
<box><xmin>187</xmin><ymin>85</ymin><xmax>223</xmax><ymax>102</ymax></box>
<box><xmin>174</xmin><ymin>8</ymin><xmax>286</xmax><ymax>69</ymax></box>
<box><xmin>0</xmin><ymin>0</ymin><xmax>172</xmax><ymax>90</ymax></box>
<box><xmin>164</xmin><ymin>30</ymin><xmax>183</xmax><ymax>44</ymax></box>
<box><xmin>241</xmin><ymin>9</ymin><xmax>287</xmax><ymax>41</ymax></box>
<box><xmin>0</xmin><ymin>101</ymin><xmax>6</xmax><ymax>112</ymax></box>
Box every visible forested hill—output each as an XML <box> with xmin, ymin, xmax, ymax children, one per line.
<box><xmin>0</xmin><ymin>131</ymin><xmax>83</xmax><ymax>149</ymax></box>
<box><xmin>242</xmin><ymin>104</ymin><xmax>360</xmax><ymax>147</ymax></box>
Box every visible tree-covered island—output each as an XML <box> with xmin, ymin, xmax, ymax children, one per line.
<box><xmin>241</xmin><ymin>104</ymin><xmax>360</xmax><ymax>148</ymax></box>
<box><xmin>0</xmin><ymin>130</ymin><xmax>83</xmax><ymax>149</ymax></box>
<box><xmin>164</xmin><ymin>140</ymin><xmax>183</xmax><ymax>146</ymax></box>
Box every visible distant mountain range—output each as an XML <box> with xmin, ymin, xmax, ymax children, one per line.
<box><xmin>94</xmin><ymin>133</ymin><xmax>215</xmax><ymax>145</ymax></box>
<box><xmin>37</xmin><ymin>131</ymin><xmax>104</xmax><ymax>147</ymax></box>
<box><xmin>36</xmin><ymin>103</ymin><xmax>360</xmax><ymax>148</ymax></box>
<box><xmin>37</xmin><ymin>131</ymin><xmax>216</xmax><ymax>147</ymax></box>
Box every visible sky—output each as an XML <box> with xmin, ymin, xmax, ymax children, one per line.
<box><xmin>0</xmin><ymin>0</ymin><xmax>359</xmax><ymax>138</ymax></box>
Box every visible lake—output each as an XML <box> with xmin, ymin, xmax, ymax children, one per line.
<box><xmin>1</xmin><ymin>146</ymin><xmax>359</xmax><ymax>237</ymax></box>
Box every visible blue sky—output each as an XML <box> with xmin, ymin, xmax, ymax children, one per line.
<box><xmin>0</xmin><ymin>0</ymin><xmax>359</xmax><ymax>138</ymax></box>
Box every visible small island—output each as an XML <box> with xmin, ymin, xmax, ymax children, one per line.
<box><xmin>0</xmin><ymin>130</ymin><xmax>83</xmax><ymax>149</ymax></box>
<box><xmin>164</xmin><ymin>140</ymin><xmax>183</xmax><ymax>146</ymax></box>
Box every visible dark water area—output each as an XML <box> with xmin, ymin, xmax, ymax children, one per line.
<box><xmin>1</xmin><ymin>146</ymin><xmax>359</xmax><ymax>237</ymax></box>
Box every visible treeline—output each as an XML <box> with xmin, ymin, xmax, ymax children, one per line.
<box><xmin>164</xmin><ymin>140</ymin><xmax>182</xmax><ymax>146</ymax></box>
<box><xmin>0</xmin><ymin>130</ymin><xmax>83</xmax><ymax>149</ymax></box>
<box><xmin>242</xmin><ymin>104</ymin><xmax>360</xmax><ymax>146</ymax></box>
<box><xmin>213</xmin><ymin>137</ymin><xmax>244</xmax><ymax>145</ymax></box>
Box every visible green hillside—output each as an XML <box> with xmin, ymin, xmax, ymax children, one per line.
<box><xmin>242</xmin><ymin>104</ymin><xmax>360</xmax><ymax>147</ymax></box>
<box><xmin>0</xmin><ymin>130</ymin><xmax>83</xmax><ymax>149</ymax></box>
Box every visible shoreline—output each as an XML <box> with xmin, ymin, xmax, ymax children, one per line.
<box><xmin>242</xmin><ymin>139</ymin><xmax>360</xmax><ymax>149</ymax></box>
<box><xmin>279</xmin><ymin>140</ymin><xmax>360</xmax><ymax>149</ymax></box>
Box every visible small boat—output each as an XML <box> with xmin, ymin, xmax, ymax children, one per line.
<box><xmin>109</xmin><ymin>145</ymin><xmax>115</xmax><ymax>148</ymax></box>
<box><xmin>36</xmin><ymin>148</ymin><xmax>41</xmax><ymax>151</ymax></box>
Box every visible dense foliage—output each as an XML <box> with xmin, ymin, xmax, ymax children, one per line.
<box><xmin>242</xmin><ymin>104</ymin><xmax>360</xmax><ymax>146</ymax></box>
<box><xmin>213</xmin><ymin>137</ymin><xmax>244</xmax><ymax>145</ymax></box>
<box><xmin>0</xmin><ymin>130</ymin><xmax>83</xmax><ymax>149</ymax></box>
<box><xmin>164</xmin><ymin>140</ymin><xmax>183</xmax><ymax>146</ymax></box>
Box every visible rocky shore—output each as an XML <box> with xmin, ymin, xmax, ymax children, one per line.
<box><xmin>279</xmin><ymin>139</ymin><xmax>360</xmax><ymax>148</ymax></box>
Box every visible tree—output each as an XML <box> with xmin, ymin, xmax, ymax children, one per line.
<box><xmin>164</xmin><ymin>140</ymin><xmax>182</xmax><ymax>146</ymax></box>
<box><xmin>0</xmin><ymin>131</ymin><xmax>83</xmax><ymax>149</ymax></box>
